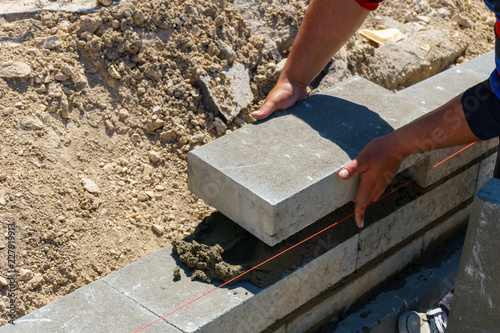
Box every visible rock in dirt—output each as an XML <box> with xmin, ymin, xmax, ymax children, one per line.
<box><xmin>213</xmin><ymin>117</ymin><xmax>227</xmax><ymax>136</ymax></box>
<box><xmin>0</xmin><ymin>61</ymin><xmax>31</xmax><ymax>78</ymax></box>
<box><xmin>0</xmin><ymin>276</ymin><xmax>7</xmax><ymax>287</ymax></box>
<box><xmin>199</xmin><ymin>63</ymin><xmax>253</xmax><ymax>123</ymax></box>
<box><xmin>98</xmin><ymin>0</ymin><xmax>113</xmax><ymax>6</ymax></box>
<box><xmin>148</xmin><ymin>150</ymin><xmax>161</xmax><ymax>163</ymax></box>
<box><xmin>19</xmin><ymin>268</ymin><xmax>33</xmax><ymax>281</ymax></box>
<box><xmin>44</xmin><ymin>36</ymin><xmax>62</xmax><ymax>50</ymax></box>
<box><xmin>27</xmin><ymin>274</ymin><xmax>44</xmax><ymax>290</ymax></box>
<box><xmin>24</xmin><ymin>118</ymin><xmax>44</xmax><ymax>130</ymax></box>
<box><xmin>152</xmin><ymin>224</ymin><xmax>164</xmax><ymax>235</ymax></box>
<box><xmin>81</xmin><ymin>178</ymin><xmax>100</xmax><ymax>194</ymax></box>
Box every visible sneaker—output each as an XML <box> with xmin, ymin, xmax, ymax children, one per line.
<box><xmin>398</xmin><ymin>307</ymin><xmax>448</xmax><ymax>333</ymax></box>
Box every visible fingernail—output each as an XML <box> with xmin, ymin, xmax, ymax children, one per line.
<box><xmin>339</xmin><ymin>169</ymin><xmax>349</xmax><ymax>178</ymax></box>
<box><xmin>360</xmin><ymin>219</ymin><xmax>364</xmax><ymax>228</ymax></box>
<box><xmin>251</xmin><ymin>111</ymin><xmax>262</xmax><ymax>117</ymax></box>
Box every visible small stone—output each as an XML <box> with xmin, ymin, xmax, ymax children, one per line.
<box><xmin>146</xmin><ymin>121</ymin><xmax>164</xmax><ymax>132</ymax></box>
<box><xmin>173</xmin><ymin>267</ymin><xmax>181</xmax><ymax>281</ymax></box>
<box><xmin>105</xmin><ymin>120</ymin><xmax>115</xmax><ymax>131</ymax></box>
<box><xmin>0</xmin><ymin>61</ymin><xmax>31</xmax><ymax>78</ymax></box>
<box><xmin>155</xmin><ymin>185</ymin><xmax>165</xmax><ymax>191</ymax></box>
<box><xmin>108</xmin><ymin>66</ymin><xmax>121</xmax><ymax>79</ymax></box>
<box><xmin>60</xmin><ymin>63</ymin><xmax>76</xmax><ymax>77</ymax></box>
<box><xmin>214</xmin><ymin>117</ymin><xmax>227</xmax><ymax>136</ymax></box>
<box><xmin>137</xmin><ymin>192</ymin><xmax>149</xmax><ymax>202</ymax></box>
<box><xmin>45</xmin><ymin>36</ymin><xmax>61</xmax><ymax>50</ymax></box>
<box><xmin>189</xmin><ymin>133</ymin><xmax>205</xmax><ymax>144</ymax></box>
<box><xmin>28</xmin><ymin>273</ymin><xmax>43</xmax><ymax>290</ymax></box>
<box><xmin>148</xmin><ymin>151</ymin><xmax>161</xmax><ymax>163</ymax></box>
<box><xmin>160</xmin><ymin>130</ymin><xmax>177</xmax><ymax>141</ymax></box>
<box><xmin>152</xmin><ymin>224</ymin><xmax>164</xmax><ymax>235</ymax></box>
<box><xmin>0</xmin><ymin>276</ymin><xmax>7</xmax><ymax>286</ymax></box>
<box><xmin>81</xmin><ymin>178</ymin><xmax>100</xmax><ymax>194</ymax></box>
<box><xmin>19</xmin><ymin>268</ymin><xmax>33</xmax><ymax>281</ymax></box>
<box><xmin>451</xmin><ymin>14</ymin><xmax>472</xmax><ymax>28</ymax></box>
<box><xmin>133</xmin><ymin>10</ymin><xmax>145</xmax><ymax>26</ymax></box>
<box><xmin>437</xmin><ymin>8</ymin><xmax>451</xmax><ymax>18</ymax></box>
<box><xmin>24</xmin><ymin>118</ymin><xmax>44</xmax><ymax>130</ymax></box>
<box><xmin>416</xmin><ymin>15</ymin><xmax>431</xmax><ymax>24</ymax></box>
<box><xmin>3</xmin><ymin>107</ymin><xmax>14</xmax><ymax>115</ymax></box>
<box><xmin>54</xmin><ymin>72</ymin><xmax>69</xmax><ymax>81</ymax></box>
<box><xmin>173</xmin><ymin>83</ymin><xmax>186</xmax><ymax>98</ymax></box>
<box><xmin>145</xmin><ymin>191</ymin><xmax>155</xmax><ymax>198</ymax></box>
<box><xmin>98</xmin><ymin>0</ymin><xmax>112</xmax><ymax>6</ymax></box>
<box><xmin>118</xmin><ymin>108</ymin><xmax>129</xmax><ymax>118</ymax></box>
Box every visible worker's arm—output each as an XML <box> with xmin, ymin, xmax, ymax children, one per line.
<box><xmin>338</xmin><ymin>93</ymin><xmax>480</xmax><ymax>228</ymax></box>
<box><xmin>251</xmin><ymin>0</ymin><xmax>370</xmax><ymax>120</ymax></box>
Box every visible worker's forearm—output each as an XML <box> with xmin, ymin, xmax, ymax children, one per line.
<box><xmin>280</xmin><ymin>0</ymin><xmax>369</xmax><ymax>88</ymax></box>
<box><xmin>391</xmin><ymin>94</ymin><xmax>480</xmax><ymax>159</ymax></box>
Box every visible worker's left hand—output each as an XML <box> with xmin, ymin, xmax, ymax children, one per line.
<box><xmin>338</xmin><ymin>134</ymin><xmax>405</xmax><ymax>228</ymax></box>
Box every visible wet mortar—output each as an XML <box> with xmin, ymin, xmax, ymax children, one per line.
<box><xmin>172</xmin><ymin>172</ymin><xmax>425</xmax><ymax>288</ymax></box>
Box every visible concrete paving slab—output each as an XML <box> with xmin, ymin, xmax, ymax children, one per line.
<box><xmin>448</xmin><ymin>178</ymin><xmax>500</xmax><ymax>332</ymax></box>
<box><xmin>0</xmin><ymin>280</ymin><xmax>179</xmax><ymax>333</ymax></box>
<box><xmin>188</xmin><ymin>52</ymin><xmax>493</xmax><ymax>246</ymax></box>
<box><xmin>357</xmin><ymin>164</ymin><xmax>478</xmax><ymax>269</ymax></box>
<box><xmin>102</xmin><ymin>235</ymin><xmax>358</xmax><ymax>333</ymax></box>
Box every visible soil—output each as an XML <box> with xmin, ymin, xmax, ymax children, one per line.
<box><xmin>0</xmin><ymin>0</ymin><xmax>495</xmax><ymax>325</ymax></box>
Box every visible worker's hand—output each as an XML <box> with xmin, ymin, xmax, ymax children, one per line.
<box><xmin>251</xmin><ymin>78</ymin><xmax>307</xmax><ymax>120</ymax></box>
<box><xmin>338</xmin><ymin>135</ymin><xmax>405</xmax><ymax>228</ymax></box>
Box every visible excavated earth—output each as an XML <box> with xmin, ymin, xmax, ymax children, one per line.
<box><xmin>0</xmin><ymin>0</ymin><xmax>495</xmax><ymax>325</ymax></box>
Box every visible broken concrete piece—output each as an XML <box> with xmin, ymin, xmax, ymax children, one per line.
<box><xmin>199</xmin><ymin>63</ymin><xmax>253</xmax><ymax>123</ymax></box>
<box><xmin>0</xmin><ymin>61</ymin><xmax>31</xmax><ymax>78</ymax></box>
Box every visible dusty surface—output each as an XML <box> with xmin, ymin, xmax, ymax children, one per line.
<box><xmin>0</xmin><ymin>0</ymin><xmax>495</xmax><ymax>325</ymax></box>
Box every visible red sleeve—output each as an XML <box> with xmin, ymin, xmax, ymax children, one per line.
<box><xmin>355</xmin><ymin>0</ymin><xmax>383</xmax><ymax>11</ymax></box>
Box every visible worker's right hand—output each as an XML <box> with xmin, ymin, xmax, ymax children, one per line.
<box><xmin>251</xmin><ymin>78</ymin><xmax>307</xmax><ymax>120</ymax></box>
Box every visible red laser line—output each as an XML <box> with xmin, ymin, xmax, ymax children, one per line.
<box><xmin>133</xmin><ymin>142</ymin><xmax>476</xmax><ymax>333</ymax></box>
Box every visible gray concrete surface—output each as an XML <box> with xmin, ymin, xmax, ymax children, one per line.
<box><xmin>447</xmin><ymin>178</ymin><xmax>500</xmax><ymax>332</ymax></box>
<box><xmin>188</xmin><ymin>51</ymin><xmax>494</xmax><ymax>246</ymax></box>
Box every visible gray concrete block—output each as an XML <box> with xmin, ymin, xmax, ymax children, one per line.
<box><xmin>396</xmin><ymin>62</ymin><xmax>490</xmax><ymax>111</ymax></box>
<box><xmin>448</xmin><ymin>178</ymin><xmax>500</xmax><ymax>333</ymax></box>
<box><xmin>0</xmin><ymin>280</ymin><xmax>179</xmax><ymax>333</ymax></box>
<box><xmin>476</xmin><ymin>150</ymin><xmax>498</xmax><ymax>191</ymax></box>
<box><xmin>422</xmin><ymin>203</ymin><xmax>471</xmax><ymax>250</ymax></box>
<box><xmin>408</xmin><ymin>140</ymin><xmax>497</xmax><ymax>188</ymax></box>
<box><xmin>357</xmin><ymin>164</ymin><xmax>478</xmax><ymax>269</ymax></box>
<box><xmin>102</xmin><ymin>235</ymin><xmax>358</xmax><ymax>333</ymax></box>
<box><xmin>189</xmin><ymin>83</ymin><xmax>399</xmax><ymax>245</ymax></box>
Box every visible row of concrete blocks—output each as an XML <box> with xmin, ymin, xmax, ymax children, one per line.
<box><xmin>1</xmin><ymin>157</ymin><xmax>493</xmax><ymax>333</ymax></box>
<box><xmin>2</xmin><ymin>52</ymin><xmax>498</xmax><ymax>332</ymax></box>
